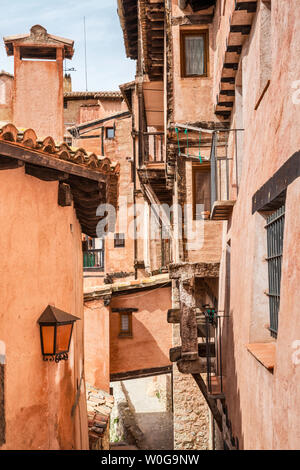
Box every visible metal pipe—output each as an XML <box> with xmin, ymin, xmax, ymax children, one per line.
<box><xmin>210</xmin><ymin>132</ymin><xmax>217</xmax><ymax>211</ymax></box>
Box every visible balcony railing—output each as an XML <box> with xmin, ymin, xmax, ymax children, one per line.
<box><xmin>83</xmin><ymin>249</ymin><xmax>104</xmax><ymax>272</ymax></box>
<box><xmin>203</xmin><ymin>306</ymin><xmax>226</xmax><ymax>399</ymax></box>
<box><xmin>143</xmin><ymin>132</ymin><xmax>165</xmax><ymax>164</ymax></box>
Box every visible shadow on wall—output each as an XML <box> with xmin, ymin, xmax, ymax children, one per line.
<box><xmin>221</xmin><ymin>246</ymin><xmax>244</xmax><ymax>449</ymax></box>
<box><xmin>110</xmin><ymin>315</ymin><xmax>171</xmax><ymax>374</ymax></box>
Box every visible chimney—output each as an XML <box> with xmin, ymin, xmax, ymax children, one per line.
<box><xmin>3</xmin><ymin>25</ymin><xmax>74</xmax><ymax>142</ymax></box>
<box><xmin>63</xmin><ymin>73</ymin><xmax>72</xmax><ymax>93</ymax></box>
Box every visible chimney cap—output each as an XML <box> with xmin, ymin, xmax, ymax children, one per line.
<box><xmin>3</xmin><ymin>24</ymin><xmax>74</xmax><ymax>59</ymax></box>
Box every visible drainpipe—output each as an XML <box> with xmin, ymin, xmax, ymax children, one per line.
<box><xmin>101</xmin><ymin>126</ymin><xmax>104</xmax><ymax>155</ymax></box>
<box><xmin>132</xmin><ymin>114</ymin><xmax>138</xmax><ymax>280</ymax></box>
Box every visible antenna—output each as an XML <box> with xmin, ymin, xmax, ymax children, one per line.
<box><xmin>84</xmin><ymin>16</ymin><xmax>88</xmax><ymax>91</ymax></box>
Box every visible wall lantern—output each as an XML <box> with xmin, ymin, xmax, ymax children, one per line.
<box><xmin>37</xmin><ymin>305</ymin><xmax>80</xmax><ymax>363</ymax></box>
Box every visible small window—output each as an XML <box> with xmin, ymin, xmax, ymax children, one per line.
<box><xmin>106</xmin><ymin>127</ymin><xmax>115</xmax><ymax>139</ymax></box>
<box><xmin>180</xmin><ymin>29</ymin><xmax>208</xmax><ymax>78</ymax></box>
<box><xmin>192</xmin><ymin>164</ymin><xmax>211</xmax><ymax>219</ymax></box>
<box><xmin>119</xmin><ymin>313</ymin><xmax>132</xmax><ymax>337</ymax></box>
<box><xmin>64</xmin><ymin>100</ymin><xmax>68</xmax><ymax>109</ymax></box>
<box><xmin>114</xmin><ymin>233</ymin><xmax>125</xmax><ymax>248</ymax></box>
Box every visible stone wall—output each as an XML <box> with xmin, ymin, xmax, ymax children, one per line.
<box><xmin>172</xmin><ymin>324</ymin><xmax>210</xmax><ymax>450</ymax></box>
<box><xmin>110</xmin><ymin>375</ymin><xmax>173</xmax><ymax>450</ymax></box>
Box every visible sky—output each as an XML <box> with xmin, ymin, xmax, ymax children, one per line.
<box><xmin>0</xmin><ymin>0</ymin><xmax>136</xmax><ymax>91</ymax></box>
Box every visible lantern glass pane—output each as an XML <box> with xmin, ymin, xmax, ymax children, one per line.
<box><xmin>41</xmin><ymin>326</ymin><xmax>55</xmax><ymax>355</ymax></box>
<box><xmin>56</xmin><ymin>323</ymin><xmax>73</xmax><ymax>353</ymax></box>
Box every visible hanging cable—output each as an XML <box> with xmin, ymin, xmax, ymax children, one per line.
<box><xmin>199</xmin><ymin>131</ymin><xmax>202</xmax><ymax>163</ymax></box>
<box><xmin>175</xmin><ymin>127</ymin><xmax>181</xmax><ymax>156</ymax></box>
<box><xmin>184</xmin><ymin>128</ymin><xmax>189</xmax><ymax>157</ymax></box>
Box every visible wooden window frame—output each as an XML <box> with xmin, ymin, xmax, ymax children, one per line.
<box><xmin>118</xmin><ymin>312</ymin><xmax>133</xmax><ymax>338</ymax></box>
<box><xmin>180</xmin><ymin>29</ymin><xmax>209</xmax><ymax>78</ymax></box>
<box><xmin>192</xmin><ymin>162</ymin><xmax>211</xmax><ymax>219</ymax></box>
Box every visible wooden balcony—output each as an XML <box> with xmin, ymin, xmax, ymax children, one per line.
<box><xmin>210</xmin><ymin>200</ymin><xmax>235</xmax><ymax>220</ymax></box>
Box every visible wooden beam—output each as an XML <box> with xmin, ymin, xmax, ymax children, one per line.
<box><xmin>25</xmin><ymin>163</ymin><xmax>68</xmax><ymax>182</ymax></box>
<box><xmin>110</xmin><ymin>365</ymin><xmax>172</xmax><ymax>382</ymax></box>
<box><xmin>230</xmin><ymin>24</ymin><xmax>251</xmax><ymax>35</ymax></box>
<box><xmin>252</xmin><ymin>151</ymin><xmax>300</xmax><ymax>213</ymax></box>
<box><xmin>0</xmin><ymin>156</ymin><xmax>24</xmax><ymax>170</ymax></box>
<box><xmin>111</xmin><ymin>308</ymin><xmax>139</xmax><ymax>313</ymax></box>
<box><xmin>0</xmin><ymin>141</ymin><xmax>108</xmax><ymax>183</ymax></box>
<box><xmin>192</xmin><ymin>373</ymin><xmax>223</xmax><ymax>432</ymax></box>
<box><xmin>58</xmin><ymin>182</ymin><xmax>73</xmax><ymax>207</ymax></box>
<box><xmin>170</xmin><ymin>342</ymin><xmax>215</xmax><ymax>362</ymax></box>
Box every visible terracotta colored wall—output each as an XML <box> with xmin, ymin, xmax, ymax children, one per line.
<box><xmin>0</xmin><ymin>74</ymin><xmax>13</xmax><ymax>122</ymax></box>
<box><xmin>14</xmin><ymin>52</ymin><xmax>64</xmax><ymax>141</ymax></box>
<box><xmin>64</xmin><ymin>98</ymin><xmax>98</xmax><ymax>130</ymax></box>
<box><xmin>84</xmin><ymin>300</ymin><xmax>111</xmax><ymax>393</ymax></box>
<box><xmin>185</xmin><ymin>161</ymin><xmax>223</xmax><ymax>262</ymax></box>
<box><xmin>0</xmin><ymin>167</ymin><xmax>88</xmax><ymax>450</ymax></box>
<box><xmin>79</xmin><ymin>115</ymin><xmax>135</xmax><ymax>285</ymax></box>
<box><xmin>110</xmin><ymin>287</ymin><xmax>172</xmax><ymax>374</ymax></box>
<box><xmin>217</xmin><ymin>0</ymin><xmax>300</xmax><ymax>449</ymax></box>
<box><xmin>171</xmin><ymin>0</ymin><xmax>220</xmax><ymax>124</ymax></box>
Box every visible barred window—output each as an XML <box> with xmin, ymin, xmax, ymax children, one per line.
<box><xmin>114</xmin><ymin>233</ymin><xmax>125</xmax><ymax>248</ymax></box>
<box><xmin>265</xmin><ymin>205</ymin><xmax>285</xmax><ymax>338</ymax></box>
<box><xmin>119</xmin><ymin>313</ymin><xmax>132</xmax><ymax>337</ymax></box>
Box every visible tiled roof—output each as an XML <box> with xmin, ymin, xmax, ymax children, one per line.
<box><xmin>64</xmin><ymin>91</ymin><xmax>123</xmax><ymax>100</ymax></box>
<box><xmin>0</xmin><ymin>122</ymin><xmax>119</xmax><ymax>174</ymax></box>
<box><xmin>0</xmin><ymin>122</ymin><xmax>119</xmax><ymax>237</ymax></box>
<box><xmin>86</xmin><ymin>383</ymin><xmax>114</xmax><ymax>448</ymax></box>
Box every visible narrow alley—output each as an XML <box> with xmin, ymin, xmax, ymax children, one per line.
<box><xmin>0</xmin><ymin>0</ymin><xmax>299</xmax><ymax>453</ymax></box>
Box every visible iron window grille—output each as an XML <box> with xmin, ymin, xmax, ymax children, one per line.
<box><xmin>118</xmin><ymin>313</ymin><xmax>133</xmax><ymax>338</ymax></box>
<box><xmin>265</xmin><ymin>205</ymin><xmax>285</xmax><ymax>338</ymax></box>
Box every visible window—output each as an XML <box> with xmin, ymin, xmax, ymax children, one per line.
<box><xmin>192</xmin><ymin>163</ymin><xmax>211</xmax><ymax>219</ymax></box>
<box><xmin>82</xmin><ymin>236</ymin><xmax>105</xmax><ymax>272</ymax></box>
<box><xmin>64</xmin><ymin>136</ymin><xmax>72</xmax><ymax>146</ymax></box>
<box><xmin>114</xmin><ymin>233</ymin><xmax>125</xmax><ymax>248</ymax></box>
<box><xmin>265</xmin><ymin>205</ymin><xmax>285</xmax><ymax>338</ymax></box>
<box><xmin>118</xmin><ymin>313</ymin><xmax>132</xmax><ymax>337</ymax></box>
<box><xmin>180</xmin><ymin>29</ymin><xmax>208</xmax><ymax>77</ymax></box>
<box><xmin>106</xmin><ymin>127</ymin><xmax>115</xmax><ymax>139</ymax></box>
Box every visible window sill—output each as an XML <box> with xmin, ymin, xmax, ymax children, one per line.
<box><xmin>118</xmin><ymin>334</ymin><xmax>133</xmax><ymax>339</ymax></box>
<box><xmin>247</xmin><ymin>342</ymin><xmax>276</xmax><ymax>373</ymax></box>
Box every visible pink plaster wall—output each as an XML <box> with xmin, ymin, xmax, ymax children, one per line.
<box><xmin>171</xmin><ymin>0</ymin><xmax>220</xmax><ymax>124</ymax></box>
<box><xmin>218</xmin><ymin>0</ymin><xmax>300</xmax><ymax>449</ymax></box>
<box><xmin>84</xmin><ymin>300</ymin><xmax>111</xmax><ymax>393</ymax></box>
<box><xmin>0</xmin><ymin>167</ymin><xmax>88</xmax><ymax>450</ymax></box>
<box><xmin>0</xmin><ymin>74</ymin><xmax>13</xmax><ymax>122</ymax></box>
<box><xmin>13</xmin><ymin>48</ymin><xmax>64</xmax><ymax>141</ymax></box>
<box><xmin>110</xmin><ymin>287</ymin><xmax>172</xmax><ymax>374</ymax></box>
